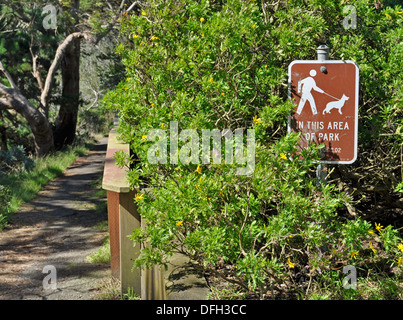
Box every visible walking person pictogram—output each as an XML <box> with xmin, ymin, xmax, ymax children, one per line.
<box><xmin>296</xmin><ymin>69</ymin><xmax>325</xmax><ymax>115</ymax></box>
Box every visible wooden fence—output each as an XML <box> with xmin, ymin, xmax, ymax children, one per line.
<box><xmin>102</xmin><ymin>117</ymin><xmax>166</xmax><ymax>299</ymax></box>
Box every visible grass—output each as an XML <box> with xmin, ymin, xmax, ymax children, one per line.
<box><xmin>90</xmin><ymin>176</ymin><xmax>108</xmax><ymax>214</ymax></box>
<box><xmin>0</xmin><ymin>142</ymin><xmax>92</xmax><ymax>229</ymax></box>
<box><xmin>86</xmin><ymin>235</ymin><xmax>111</xmax><ymax>263</ymax></box>
<box><xmin>92</xmin><ymin>276</ymin><xmax>140</xmax><ymax>300</ymax></box>
<box><xmin>122</xmin><ymin>288</ymin><xmax>140</xmax><ymax>300</ymax></box>
<box><xmin>93</xmin><ymin>276</ymin><xmax>121</xmax><ymax>300</ymax></box>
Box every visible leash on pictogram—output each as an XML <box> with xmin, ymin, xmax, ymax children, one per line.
<box><xmin>323</xmin><ymin>91</ymin><xmax>340</xmax><ymax>101</ymax></box>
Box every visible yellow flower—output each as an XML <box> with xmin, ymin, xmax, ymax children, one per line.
<box><xmin>375</xmin><ymin>222</ymin><xmax>384</xmax><ymax>233</ymax></box>
<box><xmin>264</xmin><ymin>65</ymin><xmax>268</xmax><ymax>69</ymax></box>
<box><xmin>287</xmin><ymin>258</ymin><xmax>295</xmax><ymax>269</ymax></box>
<box><xmin>200</xmin><ymin>17</ymin><xmax>205</xmax><ymax>22</ymax></box>
<box><xmin>151</xmin><ymin>35</ymin><xmax>159</xmax><ymax>41</ymax></box>
<box><xmin>135</xmin><ymin>193</ymin><xmax>144</xmax><ymax>200</ymax></box>
<box><xmin>368</xmin><ymin>229</ymin><xmax>374</xmax><ymax>235</ymax></box>
<box><xmin>397</xmin><ymin>11</ymin><xmax>402</xmax><ymax>14</ymax></box>
<box><xmin>205</xmin><ymin>197</ymin><xmax>211</xmax><ymax>201</ymax></box>
<box><xmin>133</xmin><ymin>34</ymin><xmax>139</xmax><ymax>39</ymax></box>
<box><xmin>221</xmin><ymin>92</ymin><xmax>225</xmax><ymax>96</ymax></box>
<box><xmin>151</xmin><ymin>103</ymin><xmax>155</xmax><ymax>108</ymax></box>
<box><xmin>209</xmin><ymin>77</ymin><xmax>213</xmax><ymax>83</ymax></box>
<box><xmin>142</xmin><ymin>135</ymin><xmax>147</xmax><ymax>141</ymax></box>
<box><xmin>385</xmin><ymin>13</ymin><xmax>391</xmax><ymax>18</ymax></box>
<box><xmin>161</xmin><ymin>123</ymin><xmax>165</xmax><ymax>129</ymax></box>
<box><xmin>124</xmin><ymin>87</ymin><xmax>129</xmax><ymax>90</ymax></box>
<box><xmin>253</xmin><ymin>115</ymin><xmax>262</xmax><ymax>124</ymax></box>
<box><xmin>141</xmin><ymin>11</ymin><xmax>146</xmax><ymax>15</ymax></box>
<box><xmin>252</xmin><ymin>24</ymin><xmax>256</xmax><ymax>28</ymax></box>
<box><xmin>176</xmin><ymin>221</ymin><xmax>183</xmax><ymax>227</ymax></box>
<box><xmin>398</xmin><ymin>243</ymin><xmax>403</xmax><ymax>252</ymax></box>
<box><xmin>369</xmin><ymin>242</ymin><xmax>377</xmax><ymax>254</ymax></box>
<box><xmin>398</xmin><ymin>257</ymin><xmax>402</xmax><ymax>267</ymax></box>
<box><xmin>350</xmin><ymin>250</ymin><xmax>359</xmax><ymax>260</ymax></box>
<box><xmin>280</xmin><ymin>153</ymin><xmax>287</xmax><ymax>160</ymax></box>
<box><xmin>126</xmin><ymin>77</ymin><xmax>131</xmax><ymax>81</ymax></box>
<box><xmin>195</xmin><ymin>165</ymin><xmax>202</xmax><ymax>174</ymax></box>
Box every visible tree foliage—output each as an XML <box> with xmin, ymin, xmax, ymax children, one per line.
<box><xmin>0</xmin><ymin>0</ymin><xmax>132</xmax><ymax>155</ymax></box>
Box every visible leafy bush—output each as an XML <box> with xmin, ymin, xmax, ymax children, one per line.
<box><xmin>0</xmin><ymin>145</ymin><xmax>35</xmax><ymax>175</ymax></box>
<box><xmin>103</xmin><ymin>0</ymin><xmax>403</xmax><ymax>299</ymax></box>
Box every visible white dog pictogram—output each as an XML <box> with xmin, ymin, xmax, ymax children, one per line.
<box><xmin>322</xmin><ymin>94</ymin><xmax>349</xmax><ymax>115</ymax></box>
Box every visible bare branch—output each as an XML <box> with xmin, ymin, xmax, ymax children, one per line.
<box><xmin>93</xmin><ymin>0</ymin><xmax>147</xmax><ymax>45</ymax></box>
<box><xmin>127</xmin><ymin>1</ymin><xmax>143</xmax><ymax>13</ymax></box>
<box><xmin>86</xmin><ymin>88</ymin><xmax>102</xmax><ymax>110</ymax></box>
<box><xmin>0</xmin><ymin>83</ymin><xmax>42</xmax><ymax>121</ymax></box>
<box><xmin>0</xmin><ymin>61</ymin><xmax>18</xmax><ymax>90</ymax></box>
<box><xmin>40</xmin><ymin>32</ymin><xmax>92</xmax><ymax>109</ymax></box>
<box><xmin>29</xmin><ymin>37</ymin><xmax>45</xmax><ymax>93</ymax></box>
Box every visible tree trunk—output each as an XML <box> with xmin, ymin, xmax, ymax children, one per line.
<box><xmin>54</xmin><ymin>37</ymin><xmax>80</xmax><ymax>149</ymax></box>
<box><xmin>0</xmin><ymin>85</ymin><xmax>53</xmax><ymax>156</ymax></box>
<box><xmin>53</xmin><ymin>0</ymin><xmax>81</xmax><ymax>150</ymax></box>
<box><xmin>0</xmin><ymin>111</ymin><xmax>7</xmax><ymax>151</ymax></box>
<box><xmin>0</xmin><ymin>31</ymin><xmax>88</xmax><ymax>156</ymax></box>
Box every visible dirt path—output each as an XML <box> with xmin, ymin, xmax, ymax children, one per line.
<box><xmin>0</xmin><ymin>137</ymin><xmax>111</xmax><ymax>300</ymax></box>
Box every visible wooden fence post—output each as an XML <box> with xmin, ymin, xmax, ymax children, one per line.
<box><xmin>102</xmin><ymin>118</ymin><xmax>141</xmax><ymax>296</ymax></box>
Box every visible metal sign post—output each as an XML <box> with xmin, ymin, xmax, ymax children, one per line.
<box><xmin>316</xmin><ymin>45</ymin><xmax>329</xmax><ymax>185</ymax></box>
<box><xmin>288</xmin><ymin>45</ymin><xmax>359</xmax><ymax>186</ymax></box>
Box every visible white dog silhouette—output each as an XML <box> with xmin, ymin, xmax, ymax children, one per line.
<box><xmin>322</xmin><ymin>94</ymin><xmax>349</xmax><ymax>115</ymax></box>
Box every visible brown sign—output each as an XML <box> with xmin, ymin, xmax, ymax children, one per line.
<box><xmin>288</xmin><ymin>60</ymin><xmax>359</xmax><ymax>164</ymax></box>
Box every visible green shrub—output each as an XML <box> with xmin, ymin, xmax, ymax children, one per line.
<box><xmin>103</xmin><ymin>0</ymin><xmax>403</xmax><ymax>299</ymax></box>
<box><xmin>0</xmin><ymin>145</ymin><xmax>35</xmax><ymax>175</ymax></box>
